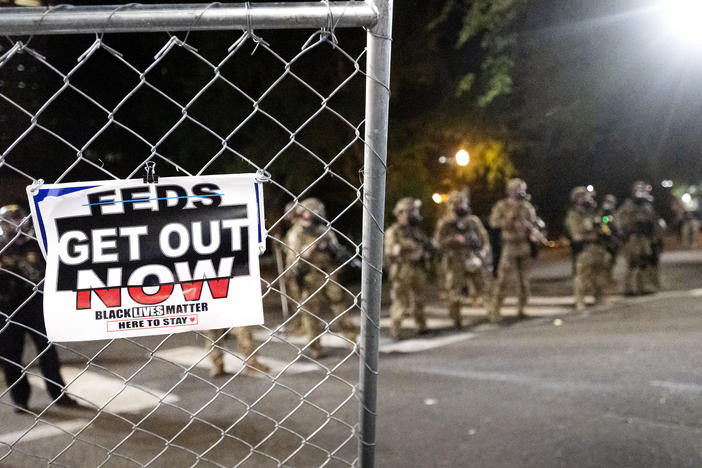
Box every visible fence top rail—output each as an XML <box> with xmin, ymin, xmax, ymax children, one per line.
<box><xmin>0</xmin><ymin>1</ymin><xmax>377</xmax><ymax>35</ymax></box>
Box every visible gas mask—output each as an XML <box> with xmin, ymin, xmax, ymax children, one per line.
<box><xmin>454</xmin><ymin>204</ymin><xmax>470</xmax><ymax>217</ymax></box>
<box><xmin>408</xmin><ymin>209</ymin><xmax>422</xmax><ymax>226</ymax></box>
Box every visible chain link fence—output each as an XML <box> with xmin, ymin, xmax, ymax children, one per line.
<box><xmin>0</xmin><ymin>2</ymin><xmax>391</xmax><ymax>466</ymax></box>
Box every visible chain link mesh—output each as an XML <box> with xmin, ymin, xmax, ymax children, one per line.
<box><xmin>0</xmin><ymin>5</ymin><xmax>383</xmax><ymax>466</ymax></box>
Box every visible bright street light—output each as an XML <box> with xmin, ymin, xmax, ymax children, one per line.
<box><xmin>659</xmin><ymin>0</ymin><xmax>702</xmax><ymax>49</ymax></box>
<box><xmin>432</xmin><ymin>193</ymin><xmax>443</xmax><ymax>204</ymax></box>
<box><xmin>455</xmin><ymin>149</ymin><xmax>469</xmax><ymax>166</ymax></box>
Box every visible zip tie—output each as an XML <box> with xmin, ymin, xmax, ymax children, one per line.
<box><xmin>29</xmin><ymin>179</ymin><xmax>45</xmax><ymax>194</ymax></box>
<box><xmin>143</xmin><ymin>161</ymin><xmax>158</xmax><ymax>184</ymax></box>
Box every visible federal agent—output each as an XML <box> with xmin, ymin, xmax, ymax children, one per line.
<box><xmin>434</xmin><ymin>190</ymin><xmax>490</xmax><ymax>327</ymax></box>
<box><xmin>565</xmin><ymin>187</ymin><xmax>609</xmax><ymax>311</ymax></box>
<box><xmin>384</xmin><ymin>197</ymin><xmax>432</xmax><ymax>339</ymax></box>
<box><xmin>285</xmin><ymin>198</ymin><xmax>357</xmax><ymax>358</ymax></box>
<box><xmin>488</xmin><ymin>179</ymin><xmax>544</xmax><ymax>322</ymax></box>
<box><xmin>615</xmin><ymin>181</ymin><xmax>662</xmax><ymax>295</ymax></box>
<box><xmin>0</xmin><ymin>204</ymin><xmax>78</xmax><ymax>412</ymax></box>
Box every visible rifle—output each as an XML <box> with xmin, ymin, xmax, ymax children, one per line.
<box><xmin>292</xmin><ymin>237</ymin><xmax>362</xmax><ymax>288</ymax></box>
<box><xmin>524</xmin><ymin>218</ymin><xmax>549</xmax><ymax>246</ymax></box>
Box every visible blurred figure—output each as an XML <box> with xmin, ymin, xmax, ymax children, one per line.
<box><xmin>600</xmin><ymin>194</ymin><xmax>621</xmax><ymax>280</ymax></box>
<box><xmin>565</xmin><ymin>187</ymin><xmax>608</xmax><ymax>311</ymax></box>
<box><xmin>0</xmin><ymin>204</ymin><xmax>78</xmax><ymax>412</ymax></box>
<box><xmin>488</xmin><ymin>178</ymin><xmax>543</xmax><ymax>322</ymax></box>
<box><xmin>680</xmin><ymin>211</ymin><xmax>700</xmax><ymax>249</ymax></box>
<box><xmin>286</xmin><ymin>198</ymin><xmax>357</xmax><ymax>358</ymax></box>
<box><xmin>385</xmin><ymin>197</ymin><xmax>432</xmax><ymax>340</ymax></box>
<box><xmin>434</xmin><ymin>190</ymin><xmax>490</xmax><ymax>327</ymax></box>
<box><xmin>282</xmin><ymin>201</ymin><xmax>304</xmax><ymax>335</ymax></box>
<box><xmin>670</xmin><ymin>195</ymin><xmax>686</xmax><ymax>241</ymax></box>
<box><xmin>615</xmin><ymin>181</ymin><xmax>663</xmax><ymax>295</ymax></box>
<box><xmin>206</xmin><ymin>326</ymin><xmax>269</xmax><ymax>378</ymax></box>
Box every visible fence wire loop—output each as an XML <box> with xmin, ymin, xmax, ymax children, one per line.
<box><xmin>182</xmin><ymin>1</ymin><xmax>221</xmax><ymax>44</ymax></box>
<box><xmin>245</xmin><ymin>1</ymin><xmax>269</xmax><ymax>55</ymax></box>
<box><xmin>100</xmin><ymin>3</ymin><xmax>139</xmax><ymax>41</ymax></box>
<box><xmin>142</xmin><ymin>161</ymin><xmax>158</xmax><ymax>184</ymax></box>
<box><xmin>255</xmin><ymin>169</ymin><xmax>271</xmax><ymax>183</ymax></box>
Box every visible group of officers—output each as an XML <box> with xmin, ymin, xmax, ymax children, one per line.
<box><xmin>0</xmin><ymin>178</ymin><xmax>666</xmax><ymax>411</ymax></box>
<box><xmin>384</xmin><ymin>178</ymin><xmax>664</xmax><ymax>339</ymax></box>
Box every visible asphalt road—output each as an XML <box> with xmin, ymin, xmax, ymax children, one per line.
<box><xmin>2</xmin><ymin>248</ymin><xmax>702</xmax><ymax>467</ymax></box>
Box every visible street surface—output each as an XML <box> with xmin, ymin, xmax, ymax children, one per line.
<box><xmin>2</xmin><ymin>247</ymin><xmax>702</xmax><ymax>467</ymax></box>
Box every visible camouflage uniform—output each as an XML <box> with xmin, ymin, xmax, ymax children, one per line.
<box><xmin>385</xmin><ymin>197</ymin><xmax>431</xmax><ymax>339</ymax></box>
<box><xmin>205</xmin><ymin>326</ymin><xmax>268</xmax><ymax>377</ymax></box>
<box><xmin>565</xmin><ymin>187</ymin><xmax>609</xmax><ymax>311</ymax></box>
<box><xmin>434</xmin><ymin>191</ymin><xmax>490</xmax><ymax>327</ymax></box>
<box><xmin>615</xmin><ymin>181</ymin><xmax>662</xmax><ymax>295</ymax></box>
<box><xmin>0</xmin><ymin>204</ymin><xmax>77</xmax><ymax>410</ymax></box>
<box><xmin>680</xmin><ymin>213</ymin><xmax>700</xmax><ymax>249</ymax></box>
<box><xmin>285</xmin><ymin>198</ymin><xmax>357</xmax><ymax>358</ymax></box>
<box><xmin>600</xmin><ymin>194</ymin><xmax>621</xmax><ymax>280</ymax></box>
<box><xmin>282</xmin><ymin>201</ymin><xmax>303</xmax><ymax>335</ymax></box>
<box><xmin>488</xmin><ymin>179</ymin><xmax>539</xmax><ymax>322</ymax></box>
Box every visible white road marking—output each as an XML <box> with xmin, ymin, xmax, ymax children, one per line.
<box><xmin>0</xmin><ymin>419</ymin><xmax>89</xmax><ymax>445</ymax></box>
<box><xmin>2</xmin><ymin>367</ymin><xmax>179</xmax><ymax>446</ymax></box>
<box><xmin>650</xmin><ymin>380</ymin><xmax>702</xmax><ymax>392</ymax></box>
<box><xmin>380</xmin><ymin>332</ymin><xmax>476</xmax><ymax>353</ymax></box>
<box><xmin>253</xmin><ymin>330</ymin><xmax>354</xmax><ymax>350</ymax></box>
<box><xmin>422</xmin><ymin>304</ymin><xmax>569</xmax><ymax>318</ymax></box>
<box><xmin>153</xmin><ymin>346</ymin><xmax>320</xmax><ymax>376</ymax></box>
<box><xmin>54</xmin><ymin>367</ymin><xmax>178</xmax><ymax>413</ymax></box>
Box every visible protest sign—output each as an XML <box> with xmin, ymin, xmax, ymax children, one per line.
<box><xmin>27</xmin><ymin>174</ymin><xmax>265</xmax><ymax>342</ymax></box>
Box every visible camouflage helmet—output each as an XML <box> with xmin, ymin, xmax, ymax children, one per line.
<box><xmin>631</xmin><ymin>180</ymin><xmax>652</xmax><ymax>196</ymax></box>
<box><xmin>299</xmin><ymin>197</ymin><xmax>326</xmax><ymax>219</ymax></box>
<box><xmin>447</xmin><ymin>190</ymin><xmax>465</xmax><ymax>206</ymax></box>
<box><xmin>393</xmin><ymin>197</ymin><xmax>420</xmax><ymax>216</ymax></box>
<box><xmin>570</xmin><ymin>186</ymin><xmax>588</xmax><ymax>203</ymax></box>
<box><xmin>0</xmin><ymin>204</ymin><xmax>28</xmax><ymax>240</ymax></box>
<box><xmin>0</xmin><ymin>204</ymin><xmax>27</xmax><ymax>225</ymax></box>
<box><xmin>603</xmin><ymin>194</ymin><xmax>617</xmax><ymax>206</ymax></box>
<box><xmin>506</xmin><ymin>178</ymin><xmax>527</xmax><ymax>195</ymax></box>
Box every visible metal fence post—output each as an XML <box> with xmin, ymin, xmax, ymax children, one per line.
<box><xmin>358</xmin><ymin>0</ymin><xmax>393</xmax><ymax>465</ymax></box>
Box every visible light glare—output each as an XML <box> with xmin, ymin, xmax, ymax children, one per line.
<box><xmin>455</xmin><ymin>149</ymin><xmax>469</xmax><ymax>166</ymax></box>
<box><xmin>432</xmin><ymin>193</ymin><xmax>443</xmax><ymax>204</ymax></box>
<box><xmin>660</xmin><ymin>0</ymin><xmax>702</xmax><ymax>48</ymax></box>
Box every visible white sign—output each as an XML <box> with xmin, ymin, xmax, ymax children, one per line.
<box><xmin>26</xmin><ymin>174</ymin><xmax>266</xmax><ymax>342</ymax></box>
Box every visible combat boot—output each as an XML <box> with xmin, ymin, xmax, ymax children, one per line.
<box><xmin>245</xmin><ymin>358</ymin><xmax>270</xmax><ymax>374</ymax></box>
<box><xmin>517</xmin><ymin>299</ymin><xmax>528</xmax><ymax>319</ymax></box>
<box><xmin>448</xmin><ymin>302</ymin><xmax>462</xmax><ymax>329</ymax></box>
<box><xmin>389</xmin><ymin>327</ymin><xmax>401</xmax><ymax>341</ymax></box>
<box><xmin>210</xmin><ymin>361</ymin><xmax>228</xmax><ymax>378</ymax></box>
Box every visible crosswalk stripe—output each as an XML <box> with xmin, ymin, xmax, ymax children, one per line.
<box><xmin>0</xmin><ymin>419</ymin><xmax>90</xmax><ymax>446</ymax></box>
<box><xmin>252</xmin><ymin>330</ymin><xmax>354</xmax><ymax>350</ymax></box>
<box><xmin>379</xmin><ymin>332</ymin><xmax>476</xmax><ymax>353</ymax></box>
<box><xmin>249</xmin><ymin>296</ymin><xmax>577</xmax><ymax>353</ymax></box>
<box><xmin>59</xmin><ymin>367</ymin><xmax>178</xmax><ymax>413</ymax></box>
<box><xmin>3</xmin><ymin>368</ymin><xmax>180</xmax><ymax>446</ymax></box>
<box><xmin>153</xmin><ymin>346</ymin><xmax>320</xmax><ymax>376</ymax></box>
